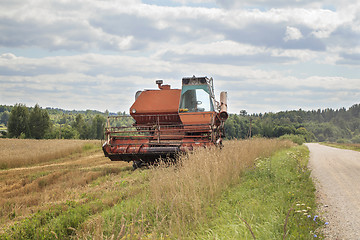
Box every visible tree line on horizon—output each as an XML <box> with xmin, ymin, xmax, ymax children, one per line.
<box><xmin>0</xmin><ymin>104</ymin><xmax>108</xmax><ymax>139</ymax></box>
<box><xmin>0</xmin><ymin>103</ymin><xmax>359</xmax><ymax>143</ymax></box>
<box><xmin>224</xmin><ymin>103</ymin><xmax>360</xmax><ymax>144</ymax></box>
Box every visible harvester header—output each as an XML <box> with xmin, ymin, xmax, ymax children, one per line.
<box><xmin>102</xmin><ymin>76</ymin><xmax>228</xmax><ymax>168</ymax></box>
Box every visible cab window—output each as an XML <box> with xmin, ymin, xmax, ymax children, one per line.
<box><xmin>179</xmin><ymin>89</ymin><xmax>212</xmax><ymax>112</ymax></box>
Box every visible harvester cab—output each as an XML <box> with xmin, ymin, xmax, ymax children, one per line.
<box><xmin>102</xmin><ymin>76</ymin><xmax>228</xmax><ymax>168</ymax></box>
<box><xmin>179</xmin><ymin>76</ymin><xmax>215</xmax><ymax>113</ymax></box>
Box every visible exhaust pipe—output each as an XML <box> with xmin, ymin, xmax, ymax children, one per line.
<box><xmin>219</xmin><ymin>91</ymin><xmax>228</xmax><ymax>120</ymax></box>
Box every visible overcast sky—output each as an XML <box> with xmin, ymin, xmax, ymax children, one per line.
<box><xmin>0</xmin><ymin>0</ymin><xmax>359</xmax><ymax>114</ymax></box>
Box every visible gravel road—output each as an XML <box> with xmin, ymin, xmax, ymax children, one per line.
<box><xmin>306</xmin><ymin>143</ymin><xmax>360</xmax><ymax>240</ymax></box>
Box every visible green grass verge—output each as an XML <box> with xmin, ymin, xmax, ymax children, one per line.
<box><xmin>321</xmin><ymin>142</ymin><xmax>360</xmax><ymax>152</ymax></box>
<box><xmin>192</xmin><ymin>146</ymin><xmax>324</xmax><ymax>239</ymax></box>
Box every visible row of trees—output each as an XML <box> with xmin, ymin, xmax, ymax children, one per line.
<box><xmin>7</xmin><ymin>104</ymin><xmax>50</xmax><ymax>139</ymax></box>
<box><xmin>224</xmin><ymin>104</ymin><xmax>360</xmax><ymax>143</ymax></box>
<box><xmin>49</xmin><ymin>114</ymin><xmax>106</xmax><ymax>139</ymax></box>
<box><xmin>3</xmin><ymin>104</ymin><xmax>107</xmax><ymax>140</ymax></box>
<box><xmin>0</xmin><ymin>105</ymin><xmax>11</xmax><ymax>126</ymax></box>
<box><xmin>2</xmin><ymin>103</ymin><xmax>359</xmax><ymax>142</ymax></box>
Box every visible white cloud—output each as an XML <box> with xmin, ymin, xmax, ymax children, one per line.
<box><xmin>0</xmin><ymin>0</ymin><xmax>359</xmax><ymax>113</ymax></box>
<box><xmin>270</xmin><ymin>49</ymin><xmax>316</xmax><ymax>62</ymax></box>
<box><xmin>0</xmin><ymin>0</ymin><xmax>357</xmax><ymax>60</ymax></box>
<box><xmin>214</xmin><ymin>0</ymin><xmax>358</xmax><ymax>10</ymax></box>
<box><xmin>155</xmin><ymin>41</ymin><xmax>266</xmax><ymax>57</ymax></box>
<box><xmin>1</xmin><ymin>52</ymin><xmax>359</xmax><ymax>113</ymax></box>
<box><xmin>0</xmin><ymin>53</ymin><xmax>17</xmax><ymax>60</ymax></box>
<box><xmin>284</xmin><ymin>26</ymin><xmax>303</xmax><ymax>41</ymax></box>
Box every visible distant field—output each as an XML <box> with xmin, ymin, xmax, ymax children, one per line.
<box><xmin>322</xmin><ymin>142</ymin><xmax>360</xmax><ymax>152</ymax></box>
<box><xmin>0</xmin><ymin>139</ymin><xmax>102</xmax><ymax>169</ymax></box>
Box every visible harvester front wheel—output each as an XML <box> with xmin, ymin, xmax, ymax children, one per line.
<box><xmin>132</xmin><ymin>160</ymin><xmax>143</xmax><ymax>170</ymax></box>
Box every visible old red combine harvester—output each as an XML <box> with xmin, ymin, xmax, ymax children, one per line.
<box><xmin>102</xmin><ymin>76</ymin><xmax>228</xmax><ymax>168</ymax></box>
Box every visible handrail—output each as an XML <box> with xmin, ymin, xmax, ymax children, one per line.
<box><xmin>105</xmin><ymin>112</ymin><xmax>216</xmax><ymax>144</ymax></box>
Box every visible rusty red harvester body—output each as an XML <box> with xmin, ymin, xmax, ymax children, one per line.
<box><xmin>102</xmin><ymin>76</ymin><xmax>228</xmax><ymax>168</ymax></box>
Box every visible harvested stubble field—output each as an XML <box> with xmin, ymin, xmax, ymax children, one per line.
<box><xmin>0</xmin><ymin>138</ymin><xmax>320</xmax><ymax>239</ymax></box>
<box><xmin>0</xmin><ymin>139</ymin><xmax>132</xmax><ymax>228</ymax></box>
<box><xmin>0</xmin><ymin>139</ymin><xmax>102</xmax><ymax>169</ymax></box>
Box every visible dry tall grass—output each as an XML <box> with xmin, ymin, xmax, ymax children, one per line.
<box><xmin>149</xmin><ymin>138</ymin><xmax>294</xmax><ymax>237</ymax></box>
<box><xmin>0</xmin><ymin>139</ymin><xmax>101</xmax><ymax>169</ymax></box>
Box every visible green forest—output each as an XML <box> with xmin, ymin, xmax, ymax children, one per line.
<box><xmin>1</xmin><ymin>103</ymin><xmax>359</xmax><ymax>143</ymax></box>
<box><xmin>224</xmin><ymin>104</ymin><xmax>360</xmax><ymax>144</ymax></box>
<box><xmin>0</xmin><ymin>104</ymin><xmax>112</xmax><ymax>140</ymax></box>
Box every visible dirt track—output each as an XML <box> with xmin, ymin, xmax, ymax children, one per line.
<box><xmin>306</xmin><ymin>143</ymin><xmax>360</xmax><ymax>240</ymax></box>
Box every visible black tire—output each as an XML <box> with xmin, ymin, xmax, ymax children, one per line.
<box><xmin>132</xmin><ymin>160</ymin><xmax>142</xmax><ymax>170</ymax></box>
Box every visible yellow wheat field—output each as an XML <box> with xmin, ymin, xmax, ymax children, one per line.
<box><xmin>0</xmin><ymin>138</ymin><xmax>102</xmax><ymax>169</ymax></box>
